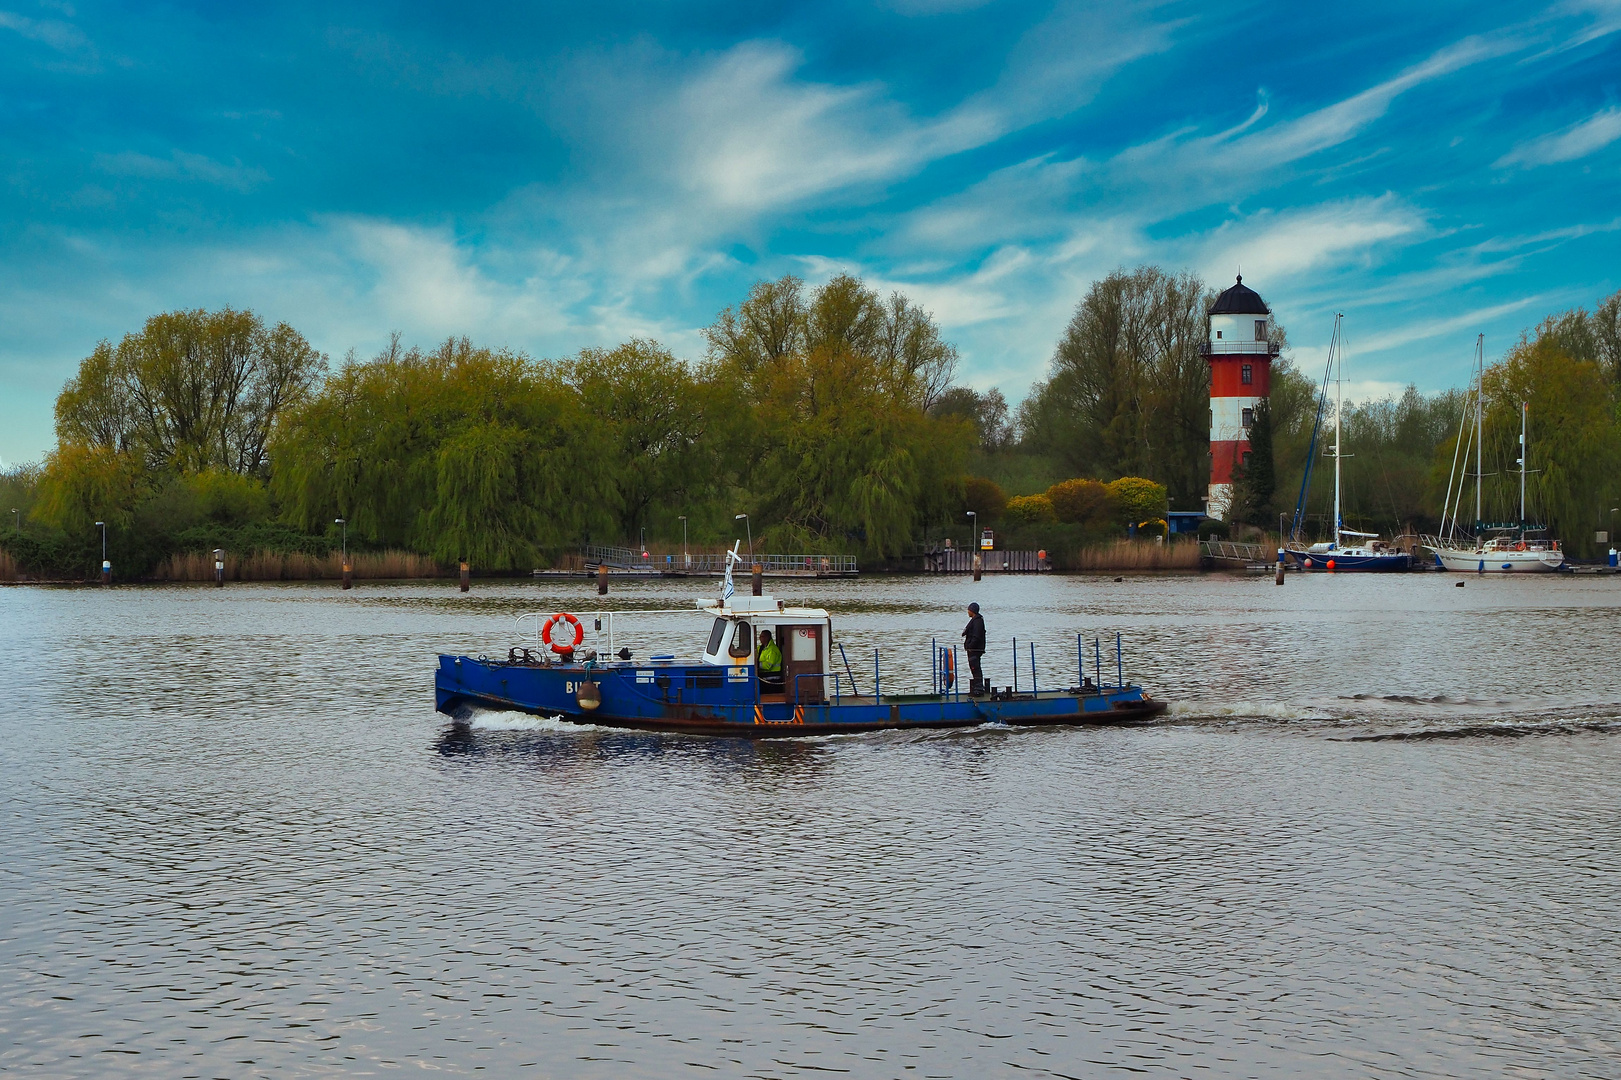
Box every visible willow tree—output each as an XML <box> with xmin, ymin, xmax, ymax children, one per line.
<box><xmin>271</xmin><ymin>337</ymin><xmax>612</xmax><ymax>568</ymax></box>
<box><xmin>568</xmin><ymin>339</ymin><xmax>725</xmax><ymax>543</ymax></box>
<box><xmin>750</xmin><ymin>344</ymin><xmax>968</xmax><ymax>556</ymax></box>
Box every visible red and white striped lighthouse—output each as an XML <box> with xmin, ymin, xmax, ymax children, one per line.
<box><xmin>1205</xmin><ymin>275</ymin><xmax>1276</xmax><ymax>521</ymax></box>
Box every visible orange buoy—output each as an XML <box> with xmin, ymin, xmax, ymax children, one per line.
<box><xmin>1326</xmin><ymin>559</ymin><xmax>1337</xmax><ymax>571</ymax></box>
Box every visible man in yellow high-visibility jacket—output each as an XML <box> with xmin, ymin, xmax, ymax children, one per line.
<box><xmin>758</xmin><ymin>629</ymin><xmax>783</xmax><ymax>691</ymax></box>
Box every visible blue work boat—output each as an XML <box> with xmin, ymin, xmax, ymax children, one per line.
<box><xmin>435</xmin><ymin>556</ymin><xmax>1165</xmax><ymax>737</ymax></box>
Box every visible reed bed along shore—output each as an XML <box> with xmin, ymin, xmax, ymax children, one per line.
<box><xmin>1064</xmin><ymin>539</ymin><xmax>1201</xmax><ymax>572</ymax></box>
<box><xmin>151</xmin><ymin>549</ymin><xmax>446</xmax><ymax>582</ymax></box>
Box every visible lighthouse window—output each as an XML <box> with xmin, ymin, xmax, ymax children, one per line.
<box><xmin>1241</xmin><ymin>364</ymin><xmax>1253</xmax><ymax>385</ymax></box>
<box><xmin>1255</xmin><ymin>319</ymin><xmax>1267</xmax><ymax>340</ymax></box>
<box><xmin>1242</xmin><ymin>407</ymin><xmax>1254</xmax><ymax>428</ymax></box>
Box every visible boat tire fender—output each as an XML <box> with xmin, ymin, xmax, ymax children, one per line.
<box><xmin>542</xmin><ymin>612</ymin><xmax>585</xmax><ymax>653</ymax></box>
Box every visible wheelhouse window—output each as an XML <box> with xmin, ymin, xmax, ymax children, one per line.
<box><xmin>1242</xmin><ymin>407</ymin><xmax>1254</xmax><ymax>428</ymax></box>
<box><xmin>1254</xmin><ymin>319</ymin><xmax>1267</xmax><ymax>341</ymax></box>
<box><xmin>1241</xmin><ymin>364</ymin><xmax>1252</xmax><ymax>386</ymax></box>
<box><xmin>728</xmin><ymin>621</ymin><xmax>753</xmax><ymax>659</ymax></box>
<box><xmin>706</xmin><ymin>618</ymin><xmax>728</xmax><ymax>655</ymax></box>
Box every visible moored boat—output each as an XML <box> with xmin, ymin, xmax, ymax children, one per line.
<box><xmin>1425</xmin><ymin>337</ymin><xmax>1566</xmax><ymax>573</ymax></box>
<box><xmin>435</xmin><ymin>547</ymin><xmax>1166</xmax><ymax>736</ymax></box>
<box><xmin>1284</xmin><ymin>315</ymin><xmax>1411</xmax><ymax>572</ymax></box>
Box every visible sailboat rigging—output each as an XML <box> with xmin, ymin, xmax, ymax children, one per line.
<box><xmin>1286</xmin><ymin>315</ymin><xmax>1411</xmax><ymax>572</ymax></box>
<box><xmin>1426</xmin><ymin>346</ymin><xmax>1565</xmax><ymax>572</ymax></box>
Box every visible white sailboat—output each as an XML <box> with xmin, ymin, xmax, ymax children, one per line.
<box><xmin>1427</xmin><ymin>336</ymin><xmax>1565</xmax><ymax>573</ymax></box>
<box><xmin>1286</xmin><ymin>315</ymin><xmax>1410</xmax><ymax>571</ymax></box>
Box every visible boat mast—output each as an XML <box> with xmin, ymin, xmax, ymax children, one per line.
<box><xmin>1519</xmin><ymin>401</ymin><xmax>1528</xmax><ymax>533</ymax></box>
<box><xmin>1332</xmin><ymin>315</ymin><xmax>1344</xmax><ymax>549</ymax></box>
<box><xmin>1474</xmin><ymin>335</ymin><xmax>1483</xmax><ymax>534</ymax></box>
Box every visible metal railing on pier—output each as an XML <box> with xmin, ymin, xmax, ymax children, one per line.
<box><xmin>923</xmin><ymin>549</ymin><xmax>1050</xmax><ymax>573</ymax></box>
<box><xmin>583</xmin><ymin>545</ymin><xmax>857</xmax><ymax>576</ymax></box>
<box><xmin>1199</xmin><ymin>540</ymin><xmax>1271</xmax><ymax>564</ymax></box>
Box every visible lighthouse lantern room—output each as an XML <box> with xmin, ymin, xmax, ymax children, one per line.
<box><xmin>1205</xmin><ymin>275</ymin><xmax>1277</xmax><ymax>522</ymax></box>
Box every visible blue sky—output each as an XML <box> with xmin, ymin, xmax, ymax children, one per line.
<box><xmin>2</xmin><ymin>0</ymin><xmax>1619</xmax><ymax>466</ymax></box>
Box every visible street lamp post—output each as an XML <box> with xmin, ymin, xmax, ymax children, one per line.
<box><xmin>335</xmin><ymin>517</ymin><xmax>350</xmax><ymax>590</ymax></box>
<box><xmin>95</xmin><ymin>520</ymin><xmax>108</xmax><ymax>586</ymax></box>
<box><xmin>734</xmin><ymin>514</ymin><xmax>752</xmax><ymax>564</ymax></box>
<box><xmin>966</xmin><ymin>510</ymin><xmax>980</xmax><ymax>582</ymax></box>
<box><xmin>10</xmin><ymin>508</ymin><xmax>17</xmax><ymax>532</ymax></box>
<box><xmin>679</xmin><ymin>515</ymin><xmax>688</xmax><ymax>568</ymax></box>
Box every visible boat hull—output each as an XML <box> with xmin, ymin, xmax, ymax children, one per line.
<box><xmin>435</xmin><ymin>655</ymin><xmax>1167</xmax><ymax>737</ymax></box>
<box><xmin>1430</xmin><ymin>548</ymin><xmax>1566</xmax><ymax>573</ymax></box>
<box><xmin>1286</xmin><ymin>550</ymin><xmax>1411</xmax><ymax>572</ymax></box>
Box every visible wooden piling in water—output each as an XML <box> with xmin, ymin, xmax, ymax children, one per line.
<box><xmin>1275</xmin><ymin>547</ymin><xmax>1285</xmax><ymax>585</ymax></box>
<box><xmin>342</xmin><ymin>560</ymin><xmax>352</xmax><ymax>590</ymax></box>
<box><xmin>214</xmin><ymin>548</ymin><xmax>225</xmax><ymax>588</ymax></box>
<box><xmin>597</xmin><ymin>563</ymin><xmax>609</xmax><ymax>595</ymax></box>
<box><xmin>101</xmin><ymin>561</ymin><xmax>110</xmax><ymax>587</ymax></box>
<box><xmin>972</xmin><ymin>553</ymin><xmax>982</xmax><ymax>582</ymax></box>
<box><xmin>459</xmin><ymin>561</ymin><xmax>470</xmax><ymax>592</ymax></box>
<box><xmin>752</xmin><ymin>564</ymin><xmax>763</xmax><ymax>596</ymax></box>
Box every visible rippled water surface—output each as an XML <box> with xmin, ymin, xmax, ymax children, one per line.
<box><xmin>4</xmin><ymin>572</ymin><xmax>1621</xmax><ymax>1078</ymax></box>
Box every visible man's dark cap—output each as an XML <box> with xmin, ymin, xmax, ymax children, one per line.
<box><xmin>968</xmin><ymin>602</ymin><xmax>980</xmax><ymax>613</ymax></box>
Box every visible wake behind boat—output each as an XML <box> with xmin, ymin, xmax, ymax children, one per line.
<box><xmin>435</xmin><ymin>544</ymin><xmax>1166</xmax><ymax>737</ymax></box>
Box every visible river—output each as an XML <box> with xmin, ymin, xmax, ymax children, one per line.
<box><xmin>3</xmin><ymin>572</ymin><xmax>1619</xmax><ymax>1078</ymax></box>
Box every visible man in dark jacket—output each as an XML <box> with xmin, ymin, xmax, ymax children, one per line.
<box><xmin>962</xmin><ymin>601</ymin><xmax>986</xmax><ymax>695</ymax></box>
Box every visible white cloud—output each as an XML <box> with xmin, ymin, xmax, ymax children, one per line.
<box><xmin>0</xmin><ymin>9</ymin><xmax>87</xmax><ymax>52</ymax></box>
<box><xmin>1194</xmin><ymin>197</ymin><xmax>1428</xmax><ymax>282</ymax></box>
<box><xmin>1495</xmin><ymin>105</ymin><xmax>1621</xmax><ymax>167</ymax></box>
<box><xmin>95</xmin><ymin>150</ymin><xmax>269</xmax><ymax>192</ymax></box>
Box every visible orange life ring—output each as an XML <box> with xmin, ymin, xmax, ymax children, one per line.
<box><xmin>1514</xmin><ymin>541</ymin><xmax>1526</xmax><ymax>551</ymax></box>
<box><xmin>542</xmin><ymin>612</ymin><xmax>584</xmax><ymax>653</ymax></box>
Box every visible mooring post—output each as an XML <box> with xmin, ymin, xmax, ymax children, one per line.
<box><xmin>460</xmin><ymin>561</ymin><xmax>470</xmax><ymax>592</ymax></box>
<box><xmin>341</xmin><ymin>558</ymin><xmax>352</xmax><ymax>590</ymax></box>
<box><xmin>597</xmin><ymin>563</ymin><xmax>608</xmax><ymax>595</ymax></box>
<box><xmin>1012</xmin><ymin>636</ymin><xmax>1018</xmax><ymax>694</ymax></box>
<box><xmin>1116</xmin><ymin>632</ymin><xmax>1123</xmax><ymax>688</ymax></box>
<box><xmin>214</xmin><ymin>548</ymin><xmax>224</xmax><ymax>588</ymax></box>
<box><xmin>1275</xmin><ymin>546</ymin><xmax>1286</xmax><ymax>585</ymax></box>
<box><xmin>1030</xmin><ymin>641</ymin><xmax>1037</xmax><ymax>695</ymax></box>
<box><xmin>1077</xmin><ymin>634</ymin><xmax>1084</xmax><ymax>686</ymax></box>
<box><xmin>751</xmin><ymin>563</ymin><xmax>763</xmax><ymax>596</ymax></box>
<box><xmin>874</xmin><ymin>648</ymin><xmax>880</xmax><ymax>704</ymax></box>
<box><xmin>972</xmin><ymin>553</ymin><xmax>982</xmax><ymax>581</ymax></box>
<box><xmin>101</xmin><ymin>559</ymin><xmax>110</xmax><ymax>587</ymax></box>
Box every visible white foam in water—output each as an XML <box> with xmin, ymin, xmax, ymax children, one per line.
<box><xmin>1167</xmin><ymin>699</ymin><xmax>1343</xmax><ymax>723</ymax></box>
<box><xmin>465</xmin><ymin>709</ymin><xmax>602</xmax><ymax>733</ymax></box>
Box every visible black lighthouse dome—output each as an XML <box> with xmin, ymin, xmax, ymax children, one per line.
<box><xmin>1209</xmin><ymin>274</ymin><xmax>1270</xmax><ymax>315</ymax></box>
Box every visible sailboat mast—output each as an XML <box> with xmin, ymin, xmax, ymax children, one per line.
<box><xmin>1474</xmin><ymin>336</ymin><xmax>1483</xmax><ymax>531</ymax></box>
<box><xmin>1333</xmin><ymin>316</ymin><xmax>1343</xmax><ymax>549</ymax></box>
<box><xmin>1519</xmin><ymin>401</ymin><xmax>1528</xmax><ymax>531</ymax></box>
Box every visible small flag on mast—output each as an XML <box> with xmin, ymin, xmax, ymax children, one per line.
<box><xmin>721</xmin><ymin>539</ymin><xmax>742</xmax><ymax>602</ymax></box>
